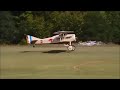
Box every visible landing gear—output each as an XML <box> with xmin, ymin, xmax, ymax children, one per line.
<box><xmin>67</xmin><ymin>45</ymin><xmax>75</xmax><ymax>51</ymax></box>
<box><xmin>67</xmin><ymin>41</ymin><xmax>76</xmax><ymax>51</ymax></box>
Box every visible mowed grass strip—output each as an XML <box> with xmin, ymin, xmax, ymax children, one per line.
<box><xmin>0</xmin><ymin>45</ymin><xmax>120</xmax><ymax>79</ymax></box>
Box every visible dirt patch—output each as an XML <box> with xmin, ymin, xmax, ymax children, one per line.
<box><xmin>73</xmin><ymin>61</ymin><xmax>103</xmax><ymax>70</ymax></box>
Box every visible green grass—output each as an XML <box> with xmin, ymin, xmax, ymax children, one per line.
<box><xmin>0</xmin><ymin>45</ymin><xmax>120</xmax><ymax>79</ymax></box>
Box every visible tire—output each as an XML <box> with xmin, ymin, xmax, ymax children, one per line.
<box><xmin>67</xmin><ymin>45</ymin><xmax>76</xmax><ymax>51</ymax></box>
<box><xmin>72</xmin><ymin>45</ymin><xmax>76</xmax><ymax>51</ymax></box>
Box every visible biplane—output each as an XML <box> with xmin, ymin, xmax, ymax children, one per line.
<box><xmin>26</xmin><ymin>31</ymin><xmax>77</xmax><ymax>51</ymax></box>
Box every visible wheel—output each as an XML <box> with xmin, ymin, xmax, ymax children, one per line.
<box><xmin>72</xmin><ymin>45</ymin><xmax>76</xmax><ymax>51</ymax></box>
<box><xmin>67</xmin><ymin>45</ymin><xmax>76</xmax><ymax>51</ymax></box>
<box><xmin>67</xmin><ymin>45</ymin><xmax>73</xmax><ymax>51</ymax></box>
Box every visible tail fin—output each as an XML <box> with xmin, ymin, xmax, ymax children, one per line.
<box><xmin>26</xmin><ymin>35</ymin><xmax>40</xmax><ymax>44</ymax></box>
<box><xmin>26</xmin><ymin>35</ymin><xmax>32</xmax><ymax>44</ymax></box>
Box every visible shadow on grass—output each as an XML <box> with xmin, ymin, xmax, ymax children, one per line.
<box><xmin>20</xmin><ymin>50</ymin><xmax>67</xmax><ymax>54</ymax></box>
<box><xmin>42</xmin><ymin>50</ymin><xmax>67</xmax><ymax>53</ymax></box>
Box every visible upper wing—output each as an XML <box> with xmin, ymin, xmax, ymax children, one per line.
<box><xmin>53</xmin><ymin>31</ymin><xmax>74</xmax><ymax>35</ymax></box>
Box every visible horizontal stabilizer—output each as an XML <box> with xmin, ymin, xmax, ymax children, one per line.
<box><xmin>31</xmin><ymin>40</ymin><xmax>38</xmax><ymax>44</ymax></box>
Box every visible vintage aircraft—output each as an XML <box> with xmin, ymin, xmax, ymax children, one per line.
<box><xmin>26</xmin><ymin>31</ymin><xmax>77</xmax><ymax>51</ymax></box>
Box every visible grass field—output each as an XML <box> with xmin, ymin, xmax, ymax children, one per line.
<box><xmin>0</xmin><ymin>45</ymin><xmax>120</xmax><ymax>79</ymax></box>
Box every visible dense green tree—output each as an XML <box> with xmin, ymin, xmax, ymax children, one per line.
<box><xmin>104</xmin><ymin>11</ymin><xmax>120</xmax><ymax>43</ymax></box>
<box><xmin>0</xmin><ymin>11</ymin><xmax>120</xmax><ymax>44</ymax></box>
<box><xmin>0</xmin><ymin>11</ymin><xmax>18</xmax><ymax>44</ymax></box>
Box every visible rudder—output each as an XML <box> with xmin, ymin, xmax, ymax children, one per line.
<box><xmin>26</xmin><ymin>35</ymin><xmax>32</xmax><ymax>44</ymax></box>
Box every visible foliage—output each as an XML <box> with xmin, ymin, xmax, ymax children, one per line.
<box><xmin>0</xmin><ymin>11</ymin><xmax>120</xmax><ymax>44</ymax></box>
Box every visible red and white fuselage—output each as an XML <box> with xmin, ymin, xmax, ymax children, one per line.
<box><xmin>26</xmin><ymin>34</ymin><xmax>76</xmax><ymax>45</ymax></box>
<box><xmin>26</xmin><ymin>31</ymin><xmax>76</xmax><ymax>51</ymax></box>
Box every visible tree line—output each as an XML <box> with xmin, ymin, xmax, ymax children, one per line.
<box><xmin>0</xmin><ymin>11</ymin><xmax>120</xmax><ymax>44</ymax></box>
